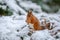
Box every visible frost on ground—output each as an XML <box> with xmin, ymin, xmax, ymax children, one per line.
<box><xmin>0</xmin><ymin>14</ymin><xmax>60</xmax><ymax>40</ymax></box>
<box><xmin>0</xmin><ymin>0</ymin><xmax>60</xmax><ymax>40</ymax></box>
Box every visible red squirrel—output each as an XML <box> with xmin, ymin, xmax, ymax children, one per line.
<box><xmin>26</xmin><ymin>10</ymin><xmax>50</xmax><ymax>31</ymax></box>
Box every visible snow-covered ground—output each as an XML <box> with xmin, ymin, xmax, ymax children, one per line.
<box><xmin>0</xmin><ymin>0</ymin><xmax>60</xmax><ymax>40</ymax></box>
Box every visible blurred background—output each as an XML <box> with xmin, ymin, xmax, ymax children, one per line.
<box><xmin>0</xmin><ymin>0</ymin><xmax>60</xmax><ymax>40</ymax></box>
<box><xmin>0</xmin><ymin>0</ymin><xmax>60</xmax><ymax>16</ymax></box>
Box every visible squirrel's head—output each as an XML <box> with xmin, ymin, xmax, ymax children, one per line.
<box><xmin>26</xmin><ymin>9</ymin><xmax>33</xmax><ymax>24</ymax></box>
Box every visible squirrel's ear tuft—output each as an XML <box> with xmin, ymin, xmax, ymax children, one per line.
<box><xmin>28</xmin><ymin>9</ymin><xmax>32</xmax><ymax>14</ymax></box>
<box><xmin>27</xmin><ymin>9</ymin><xmax>33</xmax><ymax>17</ymax></box>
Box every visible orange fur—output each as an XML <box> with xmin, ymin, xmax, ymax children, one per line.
<box><xmin>26</xmin><ymin>10</ymin><xmax>50</xmax><ymax>31</ymax></box>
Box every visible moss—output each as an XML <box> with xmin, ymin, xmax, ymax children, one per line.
<box><xmin>31</xmin><ymin>0</ymin><xmax>42</xmax><ymax>5</ymax></box>
<box><xmin>52</xmin><ymin>0</ymin><xmax>60</xmax><ymax>5</ymax></box>
<box><xmin>0</xmin><ymin>7</ymin><xmax>13</xmax><ymax>16</ymax></box>
<box><xmin>31</xmin><ymin>0</ymin><xmax>60</xmax><ymax>13</ymax></box>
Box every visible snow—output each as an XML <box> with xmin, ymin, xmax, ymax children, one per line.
<box><xmin>0</xmin><ymin>5</ymin><xmax>6</xmax><ymax>10</ymax></box>
<box><xmin>0</xmin><ymin>14</ymin><xmax>60</xmax><ymax>40</ymax></box>
<box><xmin>20</xmin><ymin>1</ymin><xmax>42</xmax><ymax>13</ymax></box>
<box><xmin>31</xmin><ymin>30</ymin><xmax>55</xmax><ymax>40</ymax></box>
<box><xmin>0</xmin><ymin>16</ymin><xmax>27</xmax><ymax>40</ymax></box>
<box><xmin>0</xmin><ymin>0</ymin><xmax>60</xmax><ymax>40</ymax></box>
<box><xmin>4</xmin><ymin>0</ymin><xmax>27</xmax><ymax>15</ymax></box>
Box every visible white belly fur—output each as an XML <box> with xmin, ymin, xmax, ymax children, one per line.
<box><xmin>29</xmin><ymin>23</ymin><xmax>34</xmax><ymax>29</ymax></box>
